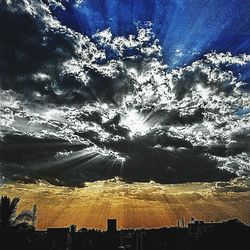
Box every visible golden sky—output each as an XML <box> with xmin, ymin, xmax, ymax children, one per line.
<box><xmin>1</xmin><ymin>178</ymin><xmax>250</xmax><ymax>230</ymax></box>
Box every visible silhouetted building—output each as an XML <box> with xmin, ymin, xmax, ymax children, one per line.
<box><xmin>19</xmin><ymin>217</ymin><xmax>250</xmax><ymax>250</ymax></box>
<box><xmin>136</xmin><ymin>231</ymin><xmax>143</xmax><ymax>250</ymax></box>
<box><xmin>178</xmin><ymin>217</ymin><xmax>186</xmax><ymax>228</ymax></box>
<box><xmin>188</xmin><ymin>218</ymin><xmax>221</xmax><ymax>238</ymax></box>
<box><xmin>47</xmin><ymin>227</ymin><xmax>71</xmax><ymax>250</ymax></box>
<box><xmin>188</xmin><ymin>218</ymin><xmax>206</xmax><ymax>238</ymax></box>
<box><xmin>107</xmin><ymin>219</ymin><xmax>117</xmax><ymax>233</ymax></box>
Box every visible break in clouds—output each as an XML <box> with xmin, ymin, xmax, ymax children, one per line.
<box><xmin>0</xmin><ymin>0</ymin><xmax>249</xmax><ymax>187</ymax></box>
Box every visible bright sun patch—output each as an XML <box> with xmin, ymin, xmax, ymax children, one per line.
<box><xmin>120</xmin><ymin>109</ymin><xmax>150</xmax><ymax>137</ymax></box>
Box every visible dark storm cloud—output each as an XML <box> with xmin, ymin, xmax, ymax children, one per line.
<box><xmin>0</xmin><ymin>132</ymin><xmax>126</xmax><ymax>187</ymax></box>
<box><xmin>0</xmin><ymin>132</ymin><xmax>235</xmax><ymax>186</ymax></box>
<box><xmin>0</xmin><ymin>0</ymin><xmax>99</xmax><ymax>104</ymax></box>
<box><xmin>105</xmin><ymin>129</ymin><xmax>237</xmax><ymax>183</ymax></box>
<box><xmin>230</xmin><ymin>129</ymin><xmax>250</xmax><ymax>152</ymax></box>
<box><xmin>0</xmin><ymin>134</ymin><xmax>90</xmax><ymax>186</ymax></box>
<box><xmin>0</xmin><ymin>134</ymin><xmax>86</xmax><ymax>165</ymax></box>
<box><xmin>213</xmin><ymin>179</ymin><xmax>250</xmax><ymax>193</ymax></box>
<box><xmin>173</xmin><ymin>64</ymin><xmax>235</xmax><ymax>100</ymax></box>
<box><xmin>86</xmin><ymin>67</ymin><xmax>135</xmax><ymax>104</ymax></box>
<box><xmin>144</xmin><ymin>108</ymin><xmax>205</xmax><ymax>126</ymax></box>
<box><xmin>0</xmin><ymin>0</ymin><xmax>145</xmax><ymax>105</ymax></box>
<box><xmin>204</xmin><ymin>128</ymin><xmax>250</xmax><ymax>159</ymax></box>
<box><xmin>122</xmin><ymin>148</ymin><xmax>235</xmax><ymax>184</ymax></box>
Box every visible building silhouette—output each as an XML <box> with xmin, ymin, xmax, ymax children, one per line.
<box><xmin>46</xmin><ymin>227</ymin><xmax>71</xmax><ymax>250</ymax></box>
<box><xmin>107</xmin><ymin>219</ymin><xmax>117</xmax><ymax>233</ymax></box>
<box><xmin>187</xmin><ymin>218</ymin><xmax>221</xmax><ymax>238</ymax></box>
<box><xmin>177</xmin><ymin>217</ymin><xmax>185</xmax><ymax>228</ymax></box>
<box><xmin>2</xmin><ymin>217</ymin><xmax>250</xmax><ymax>250</ymax></box>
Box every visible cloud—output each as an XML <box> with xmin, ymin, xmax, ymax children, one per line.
<box><xmin>0</xmin><ymin>0</ymin><xmax>250</xmax><ymax>187</ymax></box>
<box><xmin>212</xmin><ymin>178</ymin><xmax>250</xmax><ymax>193</ymax></box>
<box><xmin>0</xmin><ymin>0</ymin><xmax>102</xmax><ymax>104</ymax></box>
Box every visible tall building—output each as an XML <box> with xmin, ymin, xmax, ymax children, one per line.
<box><xmin>107</xmin><ymin>219</ymin><xmax>117</xmax><ymax>233</ymax></box>
<box><xmin>178</xmin><ymin>217</ymin><xmax>185</xmax><ymax>228</ymax></box>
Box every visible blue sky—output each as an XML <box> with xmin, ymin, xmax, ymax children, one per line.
<box><xmin>51</xmin><ymin>0</ymin><xmax>250</xmax><ymax>69</ymax></box>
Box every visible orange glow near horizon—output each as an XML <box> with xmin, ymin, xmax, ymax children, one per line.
<box><xmin>0</xmin><ymin>178</ymin><xmax>250</xmax><ymax>230</ymax></box>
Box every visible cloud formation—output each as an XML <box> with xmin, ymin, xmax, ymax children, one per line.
<box><xmin>0</xmin><ymin>0</ymin><xmax>249</xmax><ymax>187</ymax></box>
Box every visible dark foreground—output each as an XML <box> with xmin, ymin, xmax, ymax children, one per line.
<box><xmin>1</xmin><ymin>218</ymin><xmax>250</xmax><ymax>250</ymax></box>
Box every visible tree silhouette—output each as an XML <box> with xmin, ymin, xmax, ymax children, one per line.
<box><xmin>0</xmin><ymin>195</ymin><xmax>37</xmax><ymax>232</ymax></box>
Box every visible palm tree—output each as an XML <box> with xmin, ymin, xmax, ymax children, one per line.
<box><xmin>0</xmin><ymin>195</ymin><xmax>37</xmax><ymax>232</ymax></box>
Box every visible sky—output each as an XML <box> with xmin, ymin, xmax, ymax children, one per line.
<box><xmin>0</xmin><ymin>0</ymin><xmax>249</xmax><ymax>229</ymax></box>
<box><xmin>1</xmin><ymin>179</ymin><xmax>250</xmax><ymax>230</ymax></box>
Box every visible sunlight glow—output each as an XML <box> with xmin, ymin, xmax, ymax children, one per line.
<box><xmin>90</xmin><ymin>146</ymin><xmax>126</xmax><ymax>163</ymax></box>
<box><xmin>120</xmin><ymin>109</ymin><xmax>150</xmax><ymax>137</ymax></box>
